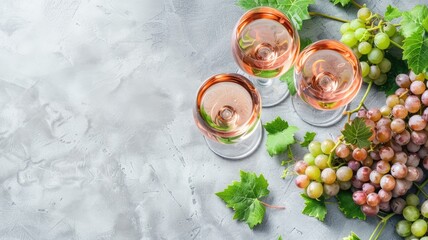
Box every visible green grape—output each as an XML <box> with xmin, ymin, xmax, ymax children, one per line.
<box><xmin>321</xmin><ymin>168</ymin><xmax>336</xmax><ymax>184</ymax></box>
<box><xmin>406</xmin><ymin>193</ymin><xmax>420</xmax><ymax>206</ymax></box>
<box><xmin>308</xmin><ymin>141</ymin><xmax>322</xmax><ymax>156</ymax></box>
<box><xmin>368</xmin><ymin>65</ymin><xmax>381</xmax><ymax>79</ymax></box>
<box><xmin>340</xmin><ymin>22</ymin><xmax>352</xmax><ymax>34</ymax></box>
<box><xmin>392</xmin><ymin>33</ymin><xmax>404</xmax><ymax>46</ymax></box>
<box><xmin>303</xmin><ymin>153</ymin><xmax>316</xmax><ymax>165</ymax></box>
<box><xmin>405</xmin><ymin>235</ymin><xmax>419</xmax><ymax>240</ymax></box>
<box><xmin>396</xmin><ymin>220</ymin><xmax>412</xmax><ymax>237</ymax></box>
<box><xmin>363</xmin><ymin>76</ymin><xmax>372</xmax><ymax>83</ymax></box>
<box><xmin>315</xmin><ymin>154</ymin><xmax>329</xmax><ymax>170</ymax></box>
<box><xmin>368</xmin><ymin>48</ymin><xmax>384</xmax><ymax>64</ymax></box>
<box><xmin>383</xmin><ymin>23</ymin><xmax>397</xmax><ymax>37</ymax></box>
<box><xmin>361</xmin><ymin>61</ymin><xmax>370</xmax><ymax>77</ymax></box>
<box><xmin>358</xmin><ymin>42</ymin><xmax>372</xmax><ymax>55</ymax></box>
<box><xmin>321</xmin><ymin>139</ymin><xmax>335</xmax><ymax>154</ymax></box>
<box><xmin>350</xmin><ymin>19</ymin><xmax>365</xmax><ymax>30</ymax></box>
<box><xmin>411</xmin><ymin>219</ymin><xmax>428</xmax><ymax>237</ymax></box>
<box><xmin>341</xmin><ymin>31</ymin><xmax>358</xmax><ymax>48</ymax></box>
<box><xmin>374</xmin><ymin>73</ymin><xmax>387</xmax><ymax>85</ymax></box>
<box><xmin>355</xmin><ymin>28</ymin><xmax>370</xmax><ymax>42</ymax></box>
<box><xmin>306</xmin><ymin>181</ymin><xmax>323</xmax><ymax>199</ymax></box>
<box><xmin>378</xmin><ymin>58</ymin><xmax>392</xmax><ymax>73</ymax></box>
<box><xmin>357</xmin><ymin>7</ymin><xmax>371</xmax><ymax>21</ymax></box>
<box><xmin>421</xmin><ymin>200</ymin><xmax>428</xmax><ymax>218</ymax></box>
<box><xmin>336</xmin><ymin>166</ymin><xmax>353</xmax><ymax>182</ymax></box>
<box><xmin>374</xmin><ymin>32</ymin><xmax>391</xmax><ymax>50</ymax></box>
<box><xmin>352</xmin><ymin>47</ymin><xmax>362</xmax><ymax>58</ymax></box>
<box><xmin>305</xmin><ymin>165</ymin><xmax>321</xmax><ymax>181</ymax></box>
<box><xmin>403</xmin><ymin>205</ymin><xmax>421</xmax><ymax>222</ymax></box>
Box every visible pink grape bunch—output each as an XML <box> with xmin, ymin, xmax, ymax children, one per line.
<box><xmin>339</xmin><ymin>7</ymin><xmax>403</xmax><ymax>86</ymax></box>
<box><xmin>294</xmin><ymin>139</ymin><xmax>353</xmax><ymax>199</ymax></box>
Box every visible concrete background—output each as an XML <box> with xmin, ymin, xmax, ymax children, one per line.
<box><xmin>0</xmin><ymin>0</ymin><xmax>424</xmax><ymax>239</ymax></box>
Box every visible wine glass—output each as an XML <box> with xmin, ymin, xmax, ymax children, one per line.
<box><xmin>291</xmin><ymin>39</ymin><xmax>363</xmax><ymax>127</ymax></box>
<box><xmin>231</xmin><ymin>6</ymin><xmax>300</xmax><ymax>107</ymax></box>
<box><xmin>193</xmin><ymin>73</ymin><xmax>262</xmax><ymax>159</ymax></box>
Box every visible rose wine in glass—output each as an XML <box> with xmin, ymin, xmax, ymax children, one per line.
<box><xmin>292</xmin><ymin>39</ymin><xmax>362</xmax><ymax>126</ymax></box>
<box><xmin>193</xmin><ymin>73</ymin><xmax>262</xmax><ymax>159</ymax></box>
<box><xmin>232</xmin><ymin>7</ymin><xmax>300</xmax><ymax>107</ymax></box>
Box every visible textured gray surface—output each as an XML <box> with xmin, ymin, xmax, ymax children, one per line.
<box><xmin>0</xmin><ymin>0</ymin><xmax>424</xmax><ymax>240</ymax></box>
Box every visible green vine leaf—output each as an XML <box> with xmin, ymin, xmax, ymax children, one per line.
<box><xmin>237</xmin><ymin>0</ymin><xmax>315</xmax><ymax>30</ymax></box>
<box><xmin>402</xmin><ymin>29</ymin><xmax>428</xmax><ymax>74</ymax></box>
<box><xmin>336</xmin><ymin>190</ymin><xmax>366</xmax><ymax>220</ymax></box>
<box><xmin>343</xmin><ymin>231</ymin><xmax>361</xmax><ymax>240</ymax></box>
<box><xmin>400</xmin><ymin>5</ymin><xmax>428</xmax><ymax>38</ymax></box>
<box><xmin>330</xmin><ymin>0</ymin><xmax>351</xmax><ymax>7</ymax></box>
<box><xmin>264</xmin><ymin>117</ymin><xmax>299</xmax><ymax>157</ymax></box>
<box><xmin>300</xmin><ymin>132</ymin><xmax>316</xmax><ymax>147</ymax></box>
<box><xmin>341</xmin><ymin>117</ymin><xmax>372</xmax><ymax>148</ymax></box>
<box><xmin>301</xmin><ymin>194</ymin><xmax>327</xmax><ymax>221</ymax></box>
<box><xmin>216</xmin><ymin>171</ymin><xmax>270</xmax><ymax>229</ymax></box>
<box><xmin>384</xmin><ymin>5</ymin><xmax>402</xmax><ymax>21</ymax></box>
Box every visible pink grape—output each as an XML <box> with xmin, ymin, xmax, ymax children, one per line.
<box><xmin>392</xmin><ymin>105</ymin><xmax>408</xmax><ymax>119</ymax></box>
<box><xmin>336</xmin><ymin>144</ymin><xmax>350</xmax><ymax>158</ymax></box>
<box><xmin>379</xmin><ymin>146</ymin><xmax>394</xmax><ymax>161</ymax></box>
<box><xmin>405</xmin><ymin>95</ymin><xmax>422</xmax><ymax>114</ymax></box>
<box><xmin>410</xmin><ymin>80</ymin><xmax>426</xmax><ymax>95</ymax></box>
<box><xmin>376</xmin><ymin>160</ymin><xmax>391</xmax><ymax>174</ymax></box>
<box><xmin>369</xmin><ymin>170</ymin><xmax>383</xmax><ymax>184</ymax></box>
<box><xmin>356</xmin><ymin>166</ymin><xmax>371</xmax><ymax>182</ymax></box>
<box><xmin>407</xmin><ymin>153</ymin><xmax>420</xmax><ymax>167</ymax></box>
<box><xmin>362</xmin><ymin>183</ymin><xmax>375</xmax><ymax>194</ymax></box>
<box><xmin>422</xmin><ymin>90</ymin><xmax>428</xmax><ymax>106</ymax></box>
<box><xmin>391</xmin><ymin>162</ymin><xmax>408</xmax><ymax>179</ymax></box>
<box><xmin>295</xmin><ymin>175</ymin><xmax>310</xmax><ymax>188</ymax></box>
<box><xmin>392</xmin><ymin>151</ymin><xmax>408</xmax><ymax>164</ymax></box>
<box><xmin>396</xmin><ymin>74</ymin><xmax>411</xmax><ymax>88</ymax></box>
<box><xmin>378</xmin><ymin>189</ymin><xmax>392</xmax><ymax>202</ymax></box>
<box><xmin>294</xmin><ymin>160</ymin><xmax>308</xmax><ymax>175</ymax></box>
<box><xmin>361</xmin><ymin>204</ymin><xmax>379</xmax><ymax>216</ymax></box>
<box><xmin>391</xmin><ymin>198</ymin><xmax>406</xmax><ymax>214</ymax></box>
<box><xmin>348</xmin><ymin>160</ymin><xmax>361</xmax><ymax>172</ymax></box>
<box><xmin>379</xmin><ymin>201</ymin><xmax>391</xmax><ymax>212</ymax></box>
<box><xmin>391</xmin><ymin>118</ymin><xmax>406</xmax><ymax>133</ymax></box>
<box><xmin>380</xmin><ymin>174</ymin><xmax>396</xmax><ymax>191</ymax></box>
<box><xmin>394</xmin><ymin>130</ymin><xmax>411</xmax><ymax>145</ymax></box>
<box><xmin>353</xmin><ymin>191</ymin><xmax>367</xmax><ymax>205</ymax></box>
<box><xmin>409</xmin><ymin>115</ymin><xmax>427</xmax><ymax>131</ymax></box>
<box><xmin>411</xmin><ymin>131</ymin><xmax>428</xmax><ymax>145</ymax></box>
<box><xmin>405</xmin><ymin>166</ymin><xmax>420</xmax><ymax>182</ymax></box>
<box><xmin>366</xmin><ymin>193</ymin><xmax>381</xmax><ymax>207</ymax></box>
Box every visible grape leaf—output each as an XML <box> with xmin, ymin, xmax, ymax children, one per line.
<box><xmin>216</xmin><ymin>171</ymin><xmax>270</xmax><ymax>229</ymax></box>
<box><xmin>264</xmin><ymin>117</ymin><xmax>299</xmax><ymax>156</ymax></box>
<box><xmin>300</xmin><ymin>132</ymin><xmax>316</xmax><ymax>147</ymax></box>
<box><xmin>278</xmin><ymin>236</ymin><xmax>283</xmax><ymax>240</ymax></box>
<box><xmin>301</xmin><ymin>194</ymin><xmax>327</xmax><ymax>221</ymax></box>
<box><xmin>341</xmin><ymin>117</ymin><xmax>372</xmax><ymax>148</ymax></box>
<box><xmin>336</xmin><ymin>190</ymin><xmax>366</xmax><ymax>220</ymax></box>
<box><xmin>400</xmin><ymin>5</ymin><xmax>428</xmax><ymax>38</ymax></box>
<box><xmin>384</xmin><ymin>5</ymin><xmax>402</xmax><ymax>21</ymax></box>
<box><xmin>402</xmin><ymin>29</ymin><xmax>428</xmax><ymax>74</ymax></box>
<box><xmin>279</xmin><ymin>38</ymin><xmax>312</xmax><ymax>96</ymax></box>
<box><xmin>237</xmin><ymin>0</ymin><xmax>315</xmax><ymax>30</ymax></box>
<box><xmin>423</xmin><ymin>17</ymin><xmax>428</xmax><ymax>32</ymax></box>
<box><xmin>343</xmin><ymin>232</ymin><xmax>361</xmax><ymax>240</ymax></box>
<box><xmin>330</xmin><ymin>0</ymin><xmax>350</xmax><ymax>7</ymax></box>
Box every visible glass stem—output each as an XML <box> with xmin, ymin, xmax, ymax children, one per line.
<box><xmin>256</xmin><ymin>78</ymin><xmax>273</xmax><ymax>87</ymax></box>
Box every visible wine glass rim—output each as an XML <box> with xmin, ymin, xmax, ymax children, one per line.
<box><xmin>232</xmin><ymin>6</ymin><xmax>299</xmax><ymax>63</ymax></box>
<box><xmin>194</xmin><ymin>73</ymin><xmax>261</xmax><ymax>139</ymax></box>
<box><xmin>294</xmin><ymin>39</ymin><xmax>362</xmax><ymax>104</ymax></box>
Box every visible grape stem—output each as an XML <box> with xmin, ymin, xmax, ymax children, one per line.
<box><xmin>369</xmin><ymin>213</ymin><xmax>395</xmax><ymax>240</ymax></box>
<box><xmin>350</xmin><ymin>0</ymin><xmax>363</xmax><ymax>9</ymax></box>
<box><xmin>414</xmin><ymin>183</ymin><xmax>428</xmax><ymax>199</ymax></box>
<box><xmin>309</xmin><ymin>12</ymin><xmax>349</xmax><ymax>23</ymax></box>
<box><xmin>390</xmin><ymin>39</ymin><xmax>404</xmax><ymax>50</ymax></box>
<box><xmin>345</xmin><ymin>80</ymin><xmax>374</xmax><ymax>122</ymax></box>
<box><xmin>260</xmin><ymin>201</ymin><xmax>286</xmax><ymax>209</ymax></box>
<box><xmin>327</xmin><ymin>136</ymin><xmax>344</xmax><ymax>168</ymax></box>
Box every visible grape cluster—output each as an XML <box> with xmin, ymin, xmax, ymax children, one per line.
<box><xmin>395</xmin><ymin>194</ymin><xmax>428</xmax><ymax>239</ymax></box>
<box><xmin>339</xmin><ymin>7</ymin><xmax>403</xmax><ymax>86</ymax></box>
<box><xmin>294</xmin><ymin>139</ymin><xmax>353</xmax><ymax>199</ymax></box>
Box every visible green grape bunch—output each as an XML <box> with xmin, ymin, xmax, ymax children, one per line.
<box><xmin>339</xmin><ymin>6</ymin><xmax>402</xmax><ymax>86</ymax></box>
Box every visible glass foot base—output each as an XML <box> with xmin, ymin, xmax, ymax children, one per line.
<box><xmin>237</xmin><ymin>69</ymin><xmax>289</xmax><ymax>107</ymax></box>
<box><xmin>291</xmin><ymin>94</ymin><xmax>348</xmax><ymax>127</ymax></box>
<box><xmin>204</xmin><ymin>121</ymin><xmax>262</xmax><ymax>160</ymax></box>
